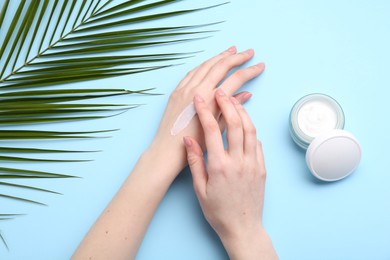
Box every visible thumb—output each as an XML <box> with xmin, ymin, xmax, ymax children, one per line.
<box><xmin>183</xmin><ymin>136</ymin><xmax>207</xmax><ymax>197</ymax></box>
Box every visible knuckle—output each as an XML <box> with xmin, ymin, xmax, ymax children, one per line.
<box><xmin>216</xmin><ymin>57</ymin><xmax>231</xmax><ymax>68</ymax></box>
<box><xmin>259</xmin><ymin>168</ymin><xmax>267</xmax><ymax>180</ymax></box>
<box><xmin>216</xmin><ymin>94</ymin><xmax>230</xmax><ymax>106</ymax></box>
<box><xmin>246</xmin><ymin>124</ymin><xmax>257</xmax><ymax>136</ymax></box>
<box><xmin>201</xmin><ymin>57</ymin><xmax>218</xmax><ymax>70</ymax></box>
<box><xmin>204</xmin><ymin>120</ymin><xmax>220</xmax><ymax>133</ymax></box>
<box><xmin>199</xmin><ymin>60</ymin><xmax>209</xmax><ymax>68</ymax></box>
<box><xmin>232</xmin><ymin>69</ymin><xmax>247</xmax><ymax>80</ymax></box>
<box><xmin>186</xmin><ymin>68</ymin><xmax>195</xmax><ymax>78</ymax></box>
<box><xmin>169</xmin><ymin>89</ymin><xmax>180</xmax><ymax>100</ymax></box>
<box><xmin>227</xmin><ymin>117</ymin><xmax>242</xmax><ymax>129</ymax></box>
<box><xmin>187</xmin><ymin>153</ymin><xmax>199</xmax><ymax>167</ymax></box>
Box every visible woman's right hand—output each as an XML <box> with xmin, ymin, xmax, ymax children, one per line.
<box><xmin>183</xmin><ymin>90</ymin><xmax>278</xmax><ymax>260</ymax></box>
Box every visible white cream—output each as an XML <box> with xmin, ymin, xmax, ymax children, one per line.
<box><xmin>297</xmin><ymin>100</ymin><xmax>338</xmax><ymax>137</ymax></box>
<box><xmin>170</xmin><ymin>102</ymin><xmax>196</xmax><ymax>136</ymax></box>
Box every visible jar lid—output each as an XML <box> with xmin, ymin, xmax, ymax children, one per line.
<box><xmin>306</xmin><ymin>129</ymin><xmax>362</xmax><ymax>181</ymax></box>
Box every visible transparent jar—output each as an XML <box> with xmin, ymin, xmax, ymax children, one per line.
<box><xmin>289</xmin><ymin>93</ymin><xmax>345</xmax><ymax>149</ymax></box>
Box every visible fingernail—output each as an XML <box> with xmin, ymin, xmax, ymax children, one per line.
<box><xmin>216</xmin><ymin>89</ymin><xmax>225</xmax><ymax>96</ymax></box>
<box><xmin>227</xmin><ymin>46</ymin><xmax>236</xmax><ymax>53</ymax></box>
<box><xmin>245</xmin><ymin>48</ymin><xmax>255</xmax><ymax>55</ymax></box>
<box><xmin>183</xmin><ymin>136</ymin><xmax>192</xmax><ymax>147</ymax></box>
<box><xmin>256</xmin><ymin>62</ymin><xmax>265</xmax><ymax>68</ymax></box>
<box><xmin>230</xmin><ymin>97</ymin><xmax>240</xmax><ymax>105</ymax></box>
<box><xmin>194</xmin><ymin>94</ymin><xmax>204</xmax><ymax>103</ymax></box>
<box><xmin>244</xmin><ymin>92</ymin><xmax>252</xmax><ymax>101</ymax></box>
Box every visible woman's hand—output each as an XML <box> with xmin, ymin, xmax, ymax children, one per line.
<box><xmin>148</xmin><ymin>47</ymin><xmax>265</xmax><ymax>175</ymax></box>
<box><xmin>72</xmin><ymin>48</ymin><xmax>269</xmax><ymax>260</ymax></box>
<box><xmin>183</xmin><ymin>90</ymin><xmax>278</xmax><ymax>260</ymax></box>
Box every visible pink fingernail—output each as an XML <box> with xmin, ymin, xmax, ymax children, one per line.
<box><xmin>216</xmin><ymin>89</ymin><xmax>226</xmax><ymax>96</ymax></box>
<box><xmin>244</xmin><ymin>92</ymin><xmax>252</xmax><ymax>101</ymax></box>
<box><xmin>246</xmin><ymin>48</ymin><xmax>255</xmax><ymax>55</ymax></box>
<box><xmin>227</xmin><ymin>46</ymin><xmax>236</xmax><ymax>53</ymax></box>
<box><xmin>256</xmin><ymin>62</ymin><xmax>265</xmax><ymax>68</ymax></box>
<box><xmin>230</xmin><ymin>97</ymin><xmax>240</xmax><ymax>105</ymax></box>
<box><xmin>194</xmin><ymin>94</ymin><xmax>204</xmax><ymax>102</ymax></box>
<box><xmin>183</xmin><ymin>136</ymin><xmax>192</xmax><ymax>147</ymax></box>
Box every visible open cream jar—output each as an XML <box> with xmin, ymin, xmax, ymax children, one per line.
<box><xmin>290</xmin><ymin>94</ymin><xmax>345</xmax><ymax>149</ymax></box>
<box><xmin>290</xmin><ymin>94</ymin><xmax>361</xmax><ymax>181</ymax></box>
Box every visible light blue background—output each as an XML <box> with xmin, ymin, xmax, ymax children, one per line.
<box><xmin>1</xmin><ymin>0</ymin><xmax>390</xmax><ymax>259</ymax></box>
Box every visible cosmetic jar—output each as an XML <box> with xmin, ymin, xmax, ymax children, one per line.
<box><xmin>290</xmin><ymin>94</ymin><xmax>345</xmax><ymax>149</ymax></box>
<box><xmin>290</xmin><ymin>93</ymin><xmax>361</xmax><ymax>181</ymax></box>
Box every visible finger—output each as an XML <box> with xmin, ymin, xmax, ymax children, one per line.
<box><xmin>215</xmin><ymin>89</ymin><xmax>243</xmax><ymax>155</ymax></box>
<box><xmin>218</xmin><ymin>92</ymin><xmax>252</xmax><ymax>131</ymax></box>
<box><xmin>198</xmin><ymin>48</ymin><xmax>255</xmax><ymax>91</ymax></box>
<box><xmin>176</xmin><ymin>65</ymin><xmax>199</xmax><ymax>90</ymax></box>
<box><xmin>183</xmin><ymin>136</ymin><xmax>207</xmax><ymax>197</ymax></box>
<box><xmin>193</xmin><ymin>94</ymin><xmax>225</xmax><ymax>157</ymax></box>
<box><xmin>177</xmin><ymin>46</ymin><xmax>237</xmax><ymax>89</ymax></box>
<box><xmin>231</xmin><ymin>97</ymin><xmax>258</xmax><ymax>157</ymax></box>
<box><xmin>233</xmin><ymin>91</ymin><xmax>253</xmax><ymax>104</ymax></box>
<box><xmin>219</xmin><ymin>62</ymin><xmax>265</xmax><ymax>96</ymax></box>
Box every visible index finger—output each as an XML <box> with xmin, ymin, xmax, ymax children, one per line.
<box><xmin>193</xmin><ymin>94</ymin><xmax>225</xmax><ymax>157</ymax></box>
<box><xmin>176</xmin><ymin>46</ymin><xmax>237</xmax><ymax>90</ymax></box>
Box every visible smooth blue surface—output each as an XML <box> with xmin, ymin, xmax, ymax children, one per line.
<box><xmin>1</xmin><ymin>0</ymin><xmax>390</xmax><ymax>259</ymax></box>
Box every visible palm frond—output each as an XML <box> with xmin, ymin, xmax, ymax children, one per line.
<box><xmin>0</xmin><ymin>155</ymin><xmax>90</xmax><ymax>163</ymax></box>
<box><xmin>0</xmin><ymin>0</ymin><xmax>226</xmax><ymax>250</ymax></box>
<box><xmin>0</xmin><ymin>88</ymin><xmax>147</xmax><ymax>125</ymax></box>
<box><xmin>0</xmin><ymin>129</ymin><xmax>115</xmax><ymax>140</ymax></box>
<box><xmin>0</xmin><ymin>0</ymin><xmax>224</xmax><ymax>87</ymax></box>
<box><xmin>0</xmin><ymin>194</ymin><xmax>47</xmax><ymax>206</ymax></box>
<box><xmin>0</xmin><ymin>166</ymin><xmax>77</xmax><ymax>178</ymax></box>
<box><xmin>0</xmin><ymin>147</ymin><xmax>99</xmax><ymax>153</ymax></box>
<box><xmin>0</xmin><ymin>182</ymin><xmax>60</xmax><ymax>194</ymax></box>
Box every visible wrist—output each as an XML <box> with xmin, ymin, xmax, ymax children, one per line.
<box><xmin>142</xmin><ymin>137</ymin><xmax>187</xmax><ymax>177</ymax></box>
<box><xmin>219</xmin><ymin>225</ymin><xmax>277</xmax><ymax>260</ymax></box>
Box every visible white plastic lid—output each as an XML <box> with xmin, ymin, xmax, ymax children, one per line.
<box><xmin>306</xmin><ymin>129</ymin><xmax>362</xmax><ymax>181</ymax></box>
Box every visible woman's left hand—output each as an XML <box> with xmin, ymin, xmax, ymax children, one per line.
<box><xmin>148</xmin><ymin>47</ymin><xmax>265</xmax><ymax>174</ymax></box>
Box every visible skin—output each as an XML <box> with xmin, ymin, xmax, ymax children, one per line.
<box><xmin>72</xmin><ymin>47</ymin><xmax>277</xmax><ymax>260</ymax></box>
<box><xmin>184</xmin><ymin>90</ymin><xmax>278</xmax><ymax>259</ymax></box>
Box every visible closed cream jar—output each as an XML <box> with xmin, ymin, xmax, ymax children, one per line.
<box><xmin>289</xmin><ymin>93</ymin><xmax>361</xmax><ymax>181</ymax></box>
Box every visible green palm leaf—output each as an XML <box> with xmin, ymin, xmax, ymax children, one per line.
<box><xmin>0</xmin><ymin>129</ymin><xmax>115</xmax><ymax>139</ymax></box>
<box><xmin>0</xmin><ymin>147</ymin><xmax>99</xmax><ymax>153</ymax></box>
<box><xmin>0</xmin><ymin>0</ymin><xmax>223</xmax><ymax>86</ymax></box>
<box><xmin>0</xmin><ymin>182</ymin><xmax>60</xmax><ymax>194</ymax></box>
<box><xmin>0</xmin><ymin>0</ymin><xmax>225</xmax><ymax>250</ymax></box>
<box><xmin>0</xmin><ymin>166</ymin><xmax>76</xmax><ymax>178</ymax></box>
<box><xmin>0</xmin><ymin>194</ymin><xmax>47</xmax><ymax>206</ymax></box>
<box><xmin>0</xmin><ymin>213</ymin><xmax>23</xmax><ymax>251</ymax></box>
<box><xmin>0</xmin><ymin>155</ymin><xmax>90</xmax><ymax>162</ymax></box>
<box><xmin>0</xmin><ymin>214</ymin><xmax>24</xmax><ymax>221</ymax></box>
